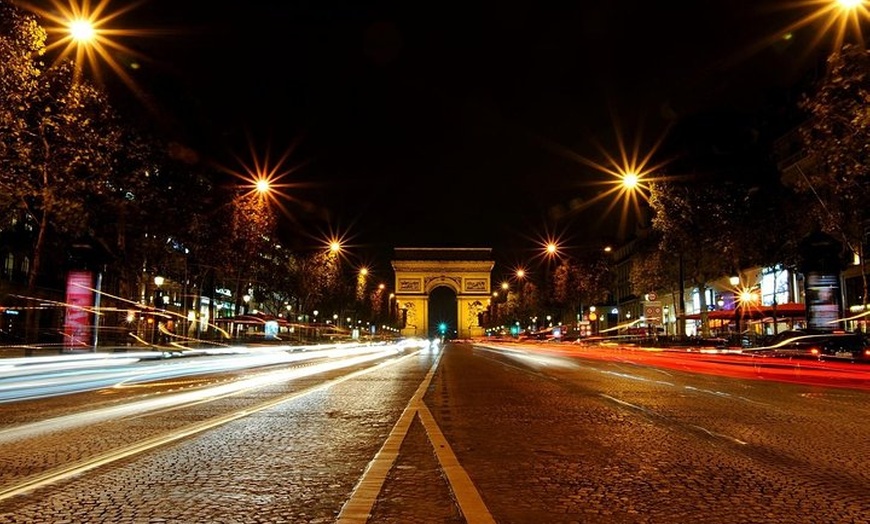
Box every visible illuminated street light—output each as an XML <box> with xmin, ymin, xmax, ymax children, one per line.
<box><xmin>69</xmin><ymin>19</ymin><xmax>95</xmax><ymax>43</ymax></box>
<box><xmin>26</xmin><ymin>0</ymin><xmax>152</xmax><ymax>95</ymax></box>
<box><xmin>766</xmin><ymin>0</ymin><xmax>870</xmax><ymax>54</ymax></box>
<box><xmin>838</xmin><ymin>0</ymin><xmax>862</xmax><ymax>9</ymax></box>
<box><xmin>255</xmin><ymin>178</ymin><xmax>271</xmax><ymax>194</ymax></box>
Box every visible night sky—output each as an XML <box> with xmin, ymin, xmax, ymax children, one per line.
<box><xmin>34</xmin><ymin>0</ymin><xmax>844</xmax><ymax>275</ymax></box>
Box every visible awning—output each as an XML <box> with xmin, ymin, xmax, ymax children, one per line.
<box><xmin>682</xmin><ymin>302</ymin><xmax>805</xmax><ymax>321</ymax></box>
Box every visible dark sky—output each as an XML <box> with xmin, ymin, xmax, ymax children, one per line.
<box><xmin>43</xmin><ymin>0</ymin><xmax>839</xmax><ymax>275</ymax></box>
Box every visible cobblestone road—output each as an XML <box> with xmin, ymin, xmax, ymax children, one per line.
<box><xmin>0</xmin><ymin>343</ymin><xmax>867</xmax><ymax>523</ymax></box>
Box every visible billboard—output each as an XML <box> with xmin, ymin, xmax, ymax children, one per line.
<box><xmin>64</xmin><ymin>270</ymin><xmax>94</xmax><ymax>347</ymax></box>
<box><xmin>805</xmin><ymin>272</ymin><xmax>841</xmax><ymax>331</ymax></box>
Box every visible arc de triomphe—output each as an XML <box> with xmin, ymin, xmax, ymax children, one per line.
<box><xmin>391</xmin><ymin>247</ymin><xmax>493</xmax><ymax>339</ymax></box>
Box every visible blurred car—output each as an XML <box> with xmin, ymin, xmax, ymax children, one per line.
<box><xmin>756</xmin><ymin>330</ymin><xmax>870</xmax><ymax>362</ymax></box>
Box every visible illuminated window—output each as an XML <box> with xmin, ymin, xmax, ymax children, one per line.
<box><xmin>761</xmin><ymin>265</ymin><xmax>789</xmax><ymax>306</ymax></box>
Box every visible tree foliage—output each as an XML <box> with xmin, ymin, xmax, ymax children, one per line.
<box><xmin>798</xmin><ymin>44</ymin><xmax>870</xmax><ymax>247</ymax></box>
<box><xmin>798</xmin><ymin>44</ymin><xmax>870</xmax><ymax>304</ymax></box>
<box><xmin>0</xmin><ymin>1</ymin><xmax>130</xmax><ymax>289</ymax></box>
<box><xmin>551</xmin><ymin>252</ymin><xmax>611</xmax><ymax>321</ymax></box>
<box><xmin>628</xmin><ymin>234</ymin><xmax>681</xmax><ymax>299</ymax></box>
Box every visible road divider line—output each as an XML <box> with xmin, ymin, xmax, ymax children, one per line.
<box><xmin>337</xmin><ymin>350</ymin><xmax>442</xmax><ymax>523</ymax></box>
<box><xmin>416</xmin><ymin>402</ymin><xmax>496</xmax><ymax>524</ymax></box>
<box><xmin>337</xmin><ymin>347</ymin><xmax>496</xmax><ymax>524</ymax></box>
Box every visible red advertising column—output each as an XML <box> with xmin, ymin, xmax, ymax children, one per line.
<box><xmin>64</xmin><ymin>270</ymin><xmax>94</xmax><ymax>347</ymax></box>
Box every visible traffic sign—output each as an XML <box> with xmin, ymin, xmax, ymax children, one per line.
<box><xmin>644</xmin><ymin>301</ymin><xmax>663</xmax><ymax>322</ymax></box>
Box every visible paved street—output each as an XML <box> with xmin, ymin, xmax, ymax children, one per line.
<box><xmin>0</xmin><ymin>342</ymin><xmax>867</xmax><ymax>523</ymax></box>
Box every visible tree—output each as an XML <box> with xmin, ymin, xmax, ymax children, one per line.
<box><xmin>0</xmin><ymin>1</ymin><xmax>47</xmax><ymax>278</ymax></box>
<box><xmin>628</xmin><ymin>234</ymin><xmax>681</xmax><ymax>307</ymax></box>
<box><xmin>1</xmin><ymin>1</ymin><xmax>138</xmax><ymax>294</ymax></box>
<box><xmin>0</xmin><ymin>4</ymin><xmax>150</xmax><ymax>342</ymax></box>
<box><xmin>551</xmin><ymin>253</ymin><xmax>611</xmax><ymax>326</ymax></box>
<box><xmin>286</xmin><ymin>248</ymin><xmax>341</xmax><ymax>321</ymax></box>
<box><xmin>797</xmin><ymin>43</ymin><xmax>870</xmax><ymax>307</ymax></box>
<box><xmin>649</xmin><ymin>104</ymin><xmax>788</xmax><ymax>336</ymax></box>
<box><xmin>650</xmin><ymin>180</ymin><xmax>750</xmax><ymax>336</ymax></box>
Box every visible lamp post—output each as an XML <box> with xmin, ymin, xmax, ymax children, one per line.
<box><xmin>150</xmin><ymin>275</ymin><xmax>166</xmax><ymax>344</ymax></box>
<box><xmin>515</xmin><ymin>268</ymin><xmax>527</xmax><ymax>331</ymax></box>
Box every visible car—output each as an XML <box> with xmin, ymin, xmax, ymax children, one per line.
<box><xmin>754</xmin><ymin>330</ymin><xmax>870</xmax><ymax>362</ymax></box>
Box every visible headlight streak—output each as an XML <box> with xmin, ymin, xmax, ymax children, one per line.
<box><xmin>0</xmin><ymin>344</ymin><xmax>404</xmax><ymax>403</ymax></box>
<box><xmin>478</xmin><ymin>343</ymin><xmax>774</xmax><ymax>405</ymax></box>
<box><xmin>0</xmin><ymin>349</ymin><xmax>420</xmax><ymax>502</ymax></box>
<box><xmin>600</xmin><ymin>394</ymin><xmax>749</xmax><ymax>447</ymax></box>
<box><xmin>602</xmin><ymin>370</ymin><xmax>675</xmax><ymax>388</ymax></box>
<box><xmin>475</xmin><ymin>345</ymin><xmax>582</xmax><ymax>371</ymax></box>
<box><xmin>0</xmin><ymin>347</ymin><xmax>403</xmax><ymax>444</ymax></box>
<box><xmin>480</xmin><ymin>343</ymin><xmax>767</xmax><ymax>448</ymax></box>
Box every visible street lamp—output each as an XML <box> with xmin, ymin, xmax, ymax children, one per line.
<box><xmin>255</xmin><ymin>178</ymin><xmax>271</xmax><ymax>194</ymax></box>
<box><xmin>153</xmin><ymin>275</ymin><xmax>165</xmax><ymax>309</ymax></box>
<box><xmin>546</xmin><ymin>242</ymin><xmax>558</xmax><ymax>257</ymax></box>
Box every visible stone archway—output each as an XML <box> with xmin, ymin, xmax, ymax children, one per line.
<box><xmin>391</xmin><ymin>248</ymin><xmax>493</xmax><ymax>339</ymax></box>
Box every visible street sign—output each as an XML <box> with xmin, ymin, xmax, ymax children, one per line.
<box><xmin>644</xmin><ymin>301</ymin><xmax>663</xmax><ymax>322</ymax></box>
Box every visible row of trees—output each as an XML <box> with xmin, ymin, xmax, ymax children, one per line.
<box><xmin>485</xmin><ymin>44</ymin><xmax>870</xmax><ymax>337</ymax></box>
<box><xmin>642</xmin><ymin>44</ymin><xmax>870</xmax><ymax>336</ymax></box>
<box><xmin>0</xmin><ymin>2</ymin><xmax>385</xmax><ymax>344</ymax></box>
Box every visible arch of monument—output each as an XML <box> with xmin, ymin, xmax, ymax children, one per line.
<box><xmin>391</xmin><ymin>247</ymin><xmax>493</xmax><ymax>339</ymax></box>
